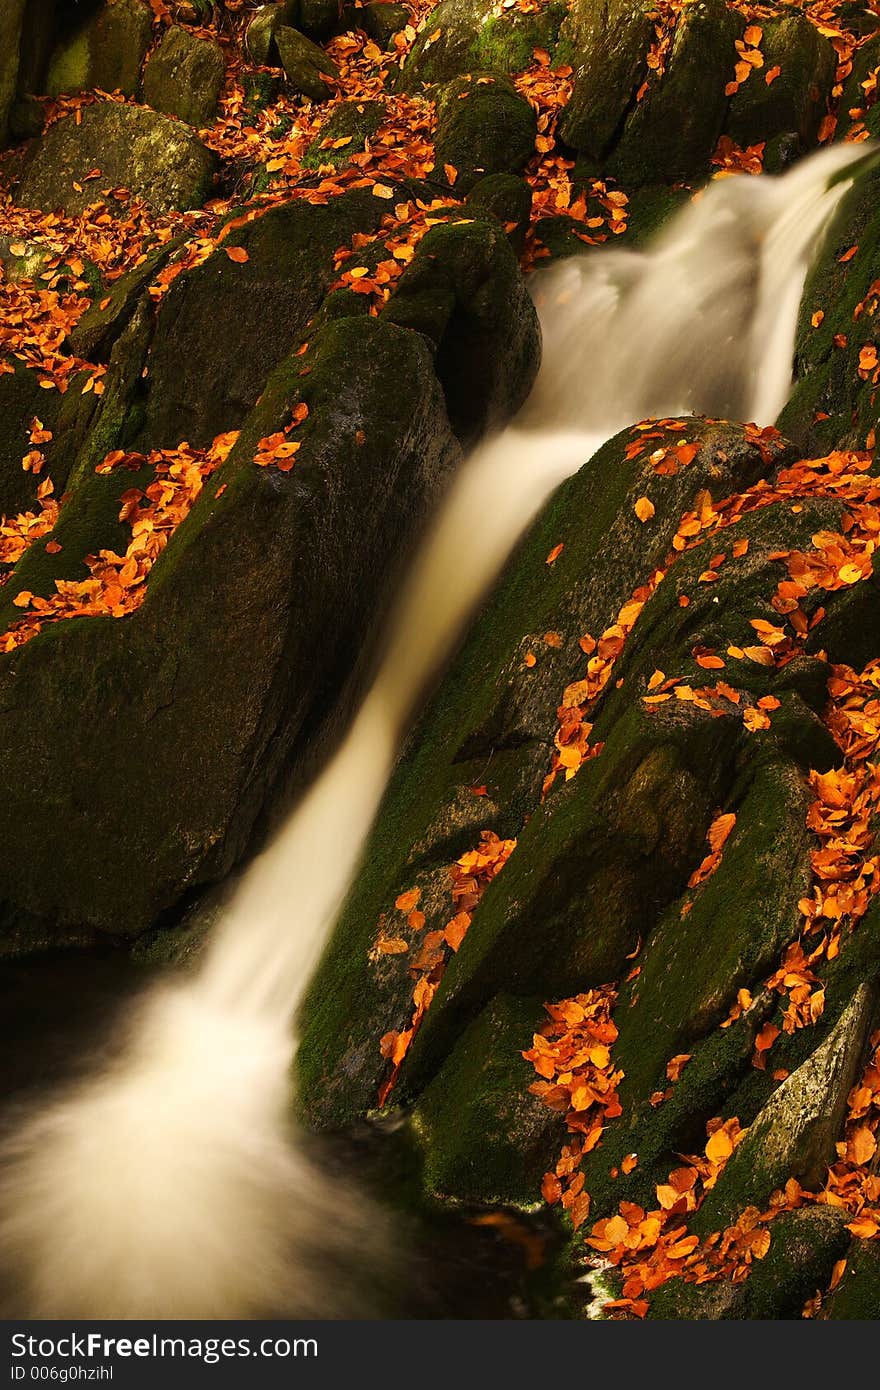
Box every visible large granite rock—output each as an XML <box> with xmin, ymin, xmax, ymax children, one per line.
<box><xmin>141</xmin><ymin>24</ymin><xmax>226</xmax><ymax>128</ymax></box>
<box><xmin>16</xmin><ymin>101</ymin><xmax>217</xmax><ymax>216</ymax></box>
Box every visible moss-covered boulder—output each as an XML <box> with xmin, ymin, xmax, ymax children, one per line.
<box><xmin>606</xmin><ymin>0</ymin><xmax>744</xmax><ymax>185</ymax></box>
<box><xmin>131</xmin><ymin>190</ymin><xmax>393</xmax><ymax>450</ymax></box>
<box><xmin>382</xmin><ymin>218</ymin><xmax>540</xmax><ymax>442</ymax></box>
<box><xmin>558</xmin><ymin>0</ymin><xmax>654</xmax><ymax>161</ymax></box>
<box><xmin>411</xmin><ymin>993</ymin><xmax>559</xmax><ymax>1205</ymax></box>
<box><xmin>45</xmin><ymin>0</ymin><xmax>152</xmax><ymax>99</ymax></box>
<box><xmin>466</xmin><ymin>172</ymin><xmax>533</xmax><ymax>255</ymax></box>
<box><xmin>837</xmin><ymin>35</ymin><xmax>880</xmax><ymax>142</ymax></box>
<box><xmin>13</xmin><ymin>0</ymin><xmax>56</xmax><ymax>104</ymax></box>
<box><xmin>399</xmin><ymin>0</ymin><xmax>568</xmax><ymax>89</ymax></box>
<box><xmin>16</xmin><ymin>101</ymin><xmax>217</xmax><ymax>216</ymax></box>
<box><xmin>649</xmin><ymin>1207</ymin><xmax>850</xmax><ymax>1319</ymax></box>
<box><xmin>276</xmin><ymin>25</ymin><xmax>339</xmax><ymax>102</ymax></box>
<box><xmin>296</xmin><ymin>419</ymin><xmax>785</xmax><ymax>1129</ymax></box>
<box><xmin>0</xmin><ymin>315</ymin><xmax>460</xmax><ymax>948</ymax></box>
<box><xmin>779</xmin><ymin>163</ymin><xmax>880</xmax><ymax>455</ymax></box>
<box><xmin>245</xmin><ymin>1</ymin><xmax>299</xmax><ymax>64</ymax></box>
<box><xmin>603</xmin><ymin>755</ymin><xmax>814</xmax><ymax>1129</ymax></box>
<box><xmin>0</xmin><ymin>0</ymin><xmax>25</xmax><ymax>148</ymax></box>
<box><xmin>696</xmin><ymin>986</ymin><xmax>876</xmax><ymax>1233</ymax></box>
<box><xmin>434</xmin><ymin>73</ymin><xmax>537</xmax><ymax>194</ymax></box>
<box><xmin>746</xmin><ymin>1208</ymin><xmax>851</xmax><ymax>1318</ymax></box>
<box><xmin>824</xmin><ymin>1239</ymin><xmax>880</xmax><ymax>1318</ymax></box>
<box><xmin>302</xmin><ymin>99</ymin><xmax>385</xmax><ymax>170</ymax></box>
<box><xmin>141</xmin><ymin>24</ymin><xmax>226</xmax><ymax>128</ymax></box>
<box><xmin>725</xmin><ymin>14</ymin><xmax>836</xmax><ymax>154</ymax></box>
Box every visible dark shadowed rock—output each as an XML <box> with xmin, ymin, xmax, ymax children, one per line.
<box><xmin>298</xmin><ymin>0</ymin><xmax>343</xmax><ymax>40</ymax></box>
<box><xmin>132</xmin><ymin>190</ymin><xmax>392</xmax><ymax>449</ymax></box>
<box><xmin>0</xmin><ymin>0</ymin><xmax>25</xmax><ymax>148</ymax></box>
<box><xmin>141</xmin><ymin>24</ymin><xmax>226</xmax><ymax>128</ymax></box>
<box><xmin>362</xmin><ymin>2</ymin><xmax>410</xmax><ymax>48</ymax></box>
<box><xmin>0</xmin><ymin>359</ymin><xmax>97</xmax><ymax>521</ymax></box>
<box><xmin>45</xmin><ymin>0</ymin><xmax>152</xmax><ymax>98</ymax></box>
<box><xmin>16</xmin><ymin>101</ymin><xmax>217</xmax><ymax>216</ymax></box>
<box><xmin>382</xmin><ymin>217</ymin><xmax>541</xmax><ymax>442</ymax></box>
<box><xmin>0</xmin><ymin>316</ymin><xmax>460</xmax><ymax>945</ymax></box>
<box><xmin>245</xmin><ymin>1</ymin><xmax>299</xmax><ymax>64</ymax></box>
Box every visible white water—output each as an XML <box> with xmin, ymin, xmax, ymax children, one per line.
<box><xmin>0</xmin><ymin>145</ymin><xmax>865</xmax><ymax>1318</ymax></box>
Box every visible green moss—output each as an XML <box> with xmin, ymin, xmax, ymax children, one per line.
<box><xmin>746</xmin><ymin>1209</ymin><xmax>850</xmax><ymax>1318</ymax></box>
<box><xmin>465</xmin><ymin>173</ymin><xmax>533</xmax><ymax>252</ymax></box>
<box><xmin>241</xmin><ymin>71</ymin><xmax>282</xmax><ymax>115</ymax></box>
<box><xmin>301</xmin><ymin>100</ymin><xmax>385</xmax><ymax>170</ymax></box>
<box><xmin>45</xmin><ymin>30</ymin><xmax>90</xmax><ymax>98</ymax></box>
<box><xmin>779</xmin><ymin>161</ymin><xmax>880</xmax><ymax>452</ymax></box>
<box><xmin>559</xmin><ymin>5</ymin><xmax>654</xmax><ymax>158</ymax></box>
<box><xmin>434</xmin><ymin>73</ymin><xmax>537</xmax><ymax>195</ymax></box>
<box><xmin>276</xmin><ymin>25</ymin><xmax>339</xmax><ymax>102</ymax></box>
<box><xmin>613</xmin><ymin>758</ymin><xmax>811</xmax><ymax>1105</ymax></box>
<box><xmin>412</xmin><ymin>993</ymin><xmax>559</xmax><ymax>1206</ymax></box>
<box><xmin>17</xmin><ymin>102</ymin><xmax>217</xmax><ymax>217</ymax></box>
<box><xmin>400</xmin><ymin>0</ymin><xmax>567</xmax><ymax>89</ymax></box>
<box><xmin>46</xmin><ymin>0</ymin><xmax>153</xmax><ymax>99</ymax></box>
<box><xmin>725</xmin><ymin>14</ymin><xmax>836</xmax><ymax>151</ymax></box>
<box><xmin>472</xmin><ymin>7</ymin><xmax>566</xmax><ymax>73</ymax></box>
<box><xmin>363</xmin><ymin>2</ymin><xmax>410</xmax><ymax>48</ymax></box>
<box><xmin>647</xmin><ymin>1277</ymin><xmax>745</xmax><ymax>1319</ymax></box>
<box><xmin>403</xmin><ymin>704</ymin><xmax>740</xmax><ymax>1098</ymax></box>
<box><xmin>140</xmin><ymin>25</ymin><xmax>226</xmax><ymax>129</ymax></box>
<box><xmin>824</xmin><ymin>1240</ymin><xmax>880</xmax><ymax>1318</ymax></box>
<box><xmin>619</xmin><ymin>184</ymin><xmax>694</xmax><ymax>248</ymax></box>
<box><xmin>695</xmin><ymin>985</ymin><xmax>876</xmax><ymax>1234</ymax></box>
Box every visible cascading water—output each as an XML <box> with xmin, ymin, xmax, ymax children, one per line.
<box><xmin>0</xmin><ymin>144</ymin><xmax>867</xmax><ymax>1318</ymax></box>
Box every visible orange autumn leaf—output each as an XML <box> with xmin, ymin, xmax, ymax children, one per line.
<box><xmin>224</xmin><ymin>246</ymin><xmax>249</xmax><ymax>263</ymax></box>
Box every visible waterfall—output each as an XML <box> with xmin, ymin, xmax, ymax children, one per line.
<box><xmin>0</xmin><ymin>144</ymin><xmax>865</xmax><ymax>1319</ymax></box>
